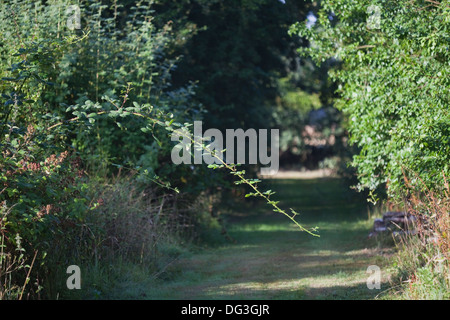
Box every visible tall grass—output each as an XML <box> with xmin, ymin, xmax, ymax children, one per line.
<box><xmin>56</xmin><ymin>175</ymin><xmax>222</xmax><ymax>299</ymax></box>
<box><xmin>389</xmin><ymin>173</ymin><xmax>450</xmax><ymax>299</ymax></box>
<box><xmin>0</xmin><ymin>204</ymin><xmax>38</xmax><ymax>300</ymax></box>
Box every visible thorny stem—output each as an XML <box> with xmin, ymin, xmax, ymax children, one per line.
<box><xmin>171</xmin><ymin>127</ymin><xmax>320</xmax><ymax>237</ymax></box>
<box><xmin>46</xmin><ymin>99</ymin><xmax>319</xmax><ymax>237</ymax></box>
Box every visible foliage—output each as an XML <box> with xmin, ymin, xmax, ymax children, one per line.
<box><xmin>152</xmin><ymin>0</ymin><xmax>313</xmax><ymax>132</ymax></box>
<box><xmin>0</xmin><ymin>0</ymin><xmax>322</xmax><ymax>299</ymax></box>
<box><xmin>389</xmin><ymin>173</ymin><xmax>450</xmax><ymax>299</ymax></box>
<box><xmin>1</xmin><ymin>205</ymin><xmax>37</xmax><ymax>300</ymax></box>
<box><xmin>56</xmin><ymin>1</ymin><xmax>206</xmax><ymax>189</ymax></box>
<box><xmin>273</xmin><ymin>77</ymin><xmax>321</xmax><ymax>158</ymax></box>
<box><xmin>290</xmin><ymin>0</ymin><xmax>450</xmax><ymax>198</ymax></box>
<box><xmin>0</xmin><ymin>0</ymin><xmax>195</xmax><ymax>298</ymax></box>
<box><xmin>0</xmin><ymin>9</ymin><xmax>101</xmax><ymax>295</ymax></box>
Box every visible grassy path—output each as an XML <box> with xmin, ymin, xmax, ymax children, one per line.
<box><xmin>114</xmin><ymin>177</ymin><xmax>394</xmax><ymax>299</ymax></box>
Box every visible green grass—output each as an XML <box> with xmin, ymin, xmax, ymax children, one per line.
<box><xmin>94</xmin><ymin>177</ymin><xmax>395</xmax><ymax>300</ymax></box>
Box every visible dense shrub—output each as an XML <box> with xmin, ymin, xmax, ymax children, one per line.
<box><xmin>0</xmin><ymin>0</ymin><xmax>330</xmax><ymax>299</ymax></box>
<box><xmin>290</xmin><ymin>0</ymin><xmax>450</xmax><ymax>199</ymax></box>
<box><xmin>290</xmin><ymin>0</ymin><xmax>450</xmax><ymax>299</ymax></box>
<box><xmin>0</xmin><ymin>0</ymin><xmax>205</xmax><ymax>298</ymax></box>
<box><xmin>0</xmin><ymin>11</ymin><xmax>91</xmax><ymax>296</ymax></box>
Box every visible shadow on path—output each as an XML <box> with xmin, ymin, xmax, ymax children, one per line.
<box><xmin>142</xmin><ymin>177</ymin><xmax>394</xmax><ymax>300</ymax></box>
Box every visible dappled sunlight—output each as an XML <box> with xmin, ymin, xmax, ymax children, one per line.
<box><xmin>207</xmin><ymin>279</ymin><xmax>305</xmax><ymax>297</ymax></box>
<box><xmin>1</xmin><ymin>0</ymin><xmax>444</xmax><ymax>301</ymax></box>
<box><xmin>199</xmin><ymin>270</ymin><xmax>386</xmax><ymax>300</ymax></box>
<box><xmin>111</xmin><ymin>178</ymin><xmax>393</xmax><ymax>300</ymax></box>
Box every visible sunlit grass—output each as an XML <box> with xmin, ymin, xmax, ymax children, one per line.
<box><xmin>95</xmin><ymin>177</ymin><xmax>395</xmax><ymax>300</ymax></box>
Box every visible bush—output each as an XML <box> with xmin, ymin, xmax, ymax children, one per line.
<box><xmin>0</xmin><ymin>0</ymin><xmax>205</xmax><ymax>298</ymax></box>
<box><xmin>290</xmin><ymin>0</ymin><xmax>450</xmax><ymax>198</ymax></box>
<box><xmin>0</xmin><ymin>10</ymin><xmax>94</xmax><ymax>295</ymax></box>
<box><xmin>290</xmin><ymin>1</ymin><xmax>450</xmax><ymax>299</ymax></box>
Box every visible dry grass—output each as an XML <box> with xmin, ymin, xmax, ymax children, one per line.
<box><xmin>57</xmin><ymin>175</ymin><xmax>224</xmax><ymax>299</ymax></box>
<box><xmin>87</xmin><ymin>176</ymin><xmax>216</xmax><ymax>265</ymax></box>
<box><xmin>0</xmin><ymin>204</ymin><xmax>37</xmax><ymax>300</ymax></box>
<box><xmin>388</xmin><ymin>172</ymin><xmax>450</xmax><ymax>299</ymax></box>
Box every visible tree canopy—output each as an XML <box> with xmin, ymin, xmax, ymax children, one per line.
<box><xmin>290</xmin><ymin>0</ymin><xmax>450</xmax><ymax>199</ymax></box>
